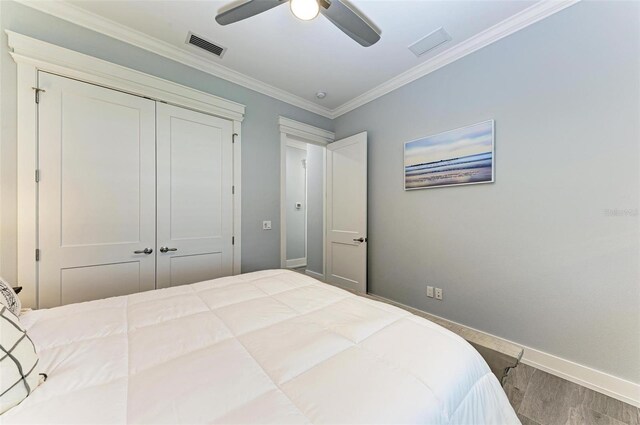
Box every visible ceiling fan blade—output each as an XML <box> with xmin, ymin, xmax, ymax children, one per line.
<box><xmin>216</xmin><ymin>0</ymin><xmax>287</xmax><ymax>25</ymax></box>
<box><xmin>319</xmin><ymin>0</ymin><xmax>380</xmax><ymax>47</ymax></box>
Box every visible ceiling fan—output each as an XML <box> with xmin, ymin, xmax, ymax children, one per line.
<box><xmin>215</xmin><ymin>0</ymin><xmax>381</xmax><ymax>47</ymax></box>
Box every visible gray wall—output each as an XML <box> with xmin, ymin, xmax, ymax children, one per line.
<box><xmin>334</xmin><ymin>1</ymin><xmax>640</xmax><ymax>383</ymax></box>
<box><xmin>0</xmin><ymin>0</ymin><xmax>333</xmax><ymax>281</ymax></box>
<box><xmin>285</xmin><ymin>146</ymin><xmax>307</xmax><ymax>261</ymax></box>
<box><xmin>306</xmin><ymin>143</ymin><xmax>324</xmax><ymax>275</ymax></box>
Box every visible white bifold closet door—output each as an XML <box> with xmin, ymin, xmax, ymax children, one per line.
<box><xmin>156</xmin><ymin>103</ymin><xmax>234</xmax><ymax>288</ymax></box>
<box><xmin>37</xmin><ymin>72</ymin><xmax>235</xmax><ymax>308</ymax></box>
<box><xmin>38</xmin><ymin>72</ymin><xmax>157</xmax><ymax>308</ymax></box>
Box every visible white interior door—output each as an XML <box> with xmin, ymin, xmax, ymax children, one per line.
<box><xmin>156</xmin><ymin>103</ymin><xmax>234</xmax><ymax>288</ymax></box>
<box><xmin>326</xmin><ymin>132</ymin><xmax>367</xmax><ymax>293</ymax></box>
<box><xmin>38</xmin><ymin>72</ymin><xmax>157</xmax><ymax>308</ymax></box>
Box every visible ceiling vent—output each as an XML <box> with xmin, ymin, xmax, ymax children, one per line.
<box><xmin>186</xmin><ymin>32</ymin><xmax>226</xmax><ymax>58</ymax></box>
<box><xmin>409</xmin><ymin>27</ymin><xmax>451</xmax><ymax>58</ymax></box>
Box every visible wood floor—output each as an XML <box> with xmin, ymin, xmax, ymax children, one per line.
<box><xmin>504</xmin><ymin>363</ymin><xmax>640</xmax><ymax>425</ymax></box>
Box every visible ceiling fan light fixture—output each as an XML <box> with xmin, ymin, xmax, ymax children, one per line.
<box><xmin>290</xmin><ymin>0</ymin><xmax>320</xmax><ymax>21</ymax></box>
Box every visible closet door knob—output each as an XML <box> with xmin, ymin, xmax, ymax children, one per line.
<box><xmin>160</xmin><ymin>247</ymin><xmax>178</xmax><ymax>253</ymax></box>
<box><xmin>133</xmin><ymin>248</ymin><xmax>153</xmax><ymax>254</ymax></box>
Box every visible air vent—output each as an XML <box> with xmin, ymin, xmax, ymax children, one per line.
<box><xmin>186</xmin><ymin>32</ymin><xmax>226</xmax><ymax>58</ymax></box>
<box><xmin>409</xmin><ymin>27</ymin><xmax>451</xmax><ymax>58</ymax></box>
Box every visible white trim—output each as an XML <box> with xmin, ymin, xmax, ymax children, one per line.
<box><xmin>331</xmin><ymin>0</ymin><xmax>579</xmax><ymax>117</ymax></box>
<box><xmin>304</xmin><ymin>151</ymin><xmax>308</xmax><ymax>275</ymax></box>
<box><xmin>6</xmin><ymin>31</ymin><xmax>246</xmax><ymax>122</ymax></box>
<box><xmin>285</xmin><ymin>258</ymin><xmax>306</xmax><ymax>268</ymax></box>
<box><xmin>305</xmin><ymin>269</ymin><xmax>325</xmax><ymax>281</ymax></box>
<box><xmin>278</xmin><ymin>117</ymin><xmax>335</xmax><ymax>146</ymax></box>
<box><xmin>13</xmin><ymin>0</ymin><xmax>333</xmax><ymax>119</ymax></box>
<box><xmin>15</xmin><ymin>0</ymin><xmax>578</xmax><ymax>119</ymax></box>
<box><xmin>16</xmin><ymin>63</ymin><xmax>38</xmax><ymax>309</ymax></box>
<box><xmin>0</xmin><ymin>1</ymin><xmax>3</xmax><ymax>280</ymax></box>
<box><xmin>280</xmin><ymin>132</ymin><xmax>288</xmax><ymax>269</ymax></box>
<box><xmin>365</xmin><ymin>294</ymin><xmax>640</xmax><ymax>408</ymax></box>
<box><xmin>321</xmin><ymin>147</ymin><xmax>327</xmax><ymax>279</ymax></box>
<box><xmin>522</xmin><ymin>348</ymin><xmax>640</xmax><ymax>408</ymax></box>
<box><xmin>232</xmin><ymin>122</ymin><xmax>242</xmax><ymax>275</ymax></box>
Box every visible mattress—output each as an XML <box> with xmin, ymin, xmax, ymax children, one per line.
<box><xmin>3</xmin><ymin>270</ymin><xmax>520</xmax><ymax>424</ymax></box>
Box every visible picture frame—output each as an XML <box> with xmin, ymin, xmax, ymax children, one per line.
<box><xmin>404</xmin><ymin>120</ymin><xmax>495</xmax><ymax>190</ymax></box>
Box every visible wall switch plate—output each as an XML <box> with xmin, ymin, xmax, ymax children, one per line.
<box><xmin>435</xmin><ymin>288</ymin><xmax>443</xmax><ymax>300</ymax></box>
<box><xmin>426</xmin><ymin>286</ymin><xmax>434</xmax><ymax>298</ymax></box>
<box><xmin>262</xmin><ymin>220</ymin><xmax>272</xmax><ymax>230</ymax></box>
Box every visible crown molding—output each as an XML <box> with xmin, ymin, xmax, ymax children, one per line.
<box><xmin>14</xmin><ymin>0</ymin><xmax>334</xmax><ymax>119</ymax></box>
<box><xmin>15</xmin><ymin>0</ymin><xmax>579</xmax><ymax>121</ymax></box>
<box><xmin>7</xmin><ymin>30</ymin><xmax>246</xmax><ymax>122</ymax></box>
<box><xmin>330</xmin><ymin>0</ymin><xmax>580</xmax><ymax>118</ymax></box>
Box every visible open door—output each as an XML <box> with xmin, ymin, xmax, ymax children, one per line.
<box><xmin>326</xmin><ymin>132</ymin><xmax>367</xmax><ymax>293</ymax></box>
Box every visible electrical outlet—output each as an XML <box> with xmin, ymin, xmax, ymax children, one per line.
<box><xmin>262</xmin><ymin>220</ymin><xmax>272</xmax><ymax>230</ymax></box>
<box><xmin>435</xmin><ymin>288</ymin><xmax>443</xmax><ymax>300</ymax></box>
<box><xmin>426</xmin><ymin>286</ymin><xmax>434</xmax><ymax>298</ymax></box>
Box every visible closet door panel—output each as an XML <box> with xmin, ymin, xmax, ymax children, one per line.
<box><xmin>156</xmin><ymin>103</ymin><xmax>234</xmax><ymax>288</ymax></box>
<box><xmin>169</xmin><ymin>118</ymin><xmax>223</xmax><ymax>240</ymax></box>
<box><xmin>59</xmin><ymin>92</ymin><xmax>142</xmax><ymax>247</ymax></box>
<box><xmin>38</xmin><ymin>72</ymin><xmax>156</xmax><ymax>308</ymax></box>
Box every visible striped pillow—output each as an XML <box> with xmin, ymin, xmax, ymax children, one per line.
<box><xmin>0</xmin><ymin>306</ymin><xmax>45</xmax><ymax>414</ymax></box>
<box><xmin>0</xmin><ymin>277</ymin><xmax>21</xmax><ymax>316</ymax></box>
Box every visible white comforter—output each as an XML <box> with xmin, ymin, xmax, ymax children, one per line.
<box><xmin>3</xmin><ymin>270</ymin><xmax>519</xmax><ymax>424</ymax></box>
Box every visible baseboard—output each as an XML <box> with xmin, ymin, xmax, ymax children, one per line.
<box><xmin>521</xmin><ymin>347</ymin><xmax>640</xmax><ymax>407</ymax></box>
<box><xmin>365</xmin><ymin>293</ymin><xmax>640</xmax><ymax>407</ymax></box>
<box><xmin>285</xmin><ymin>258</ymin><xmax>306</xmax><ymax>268</ymax></box>
<box><xmin>305</xmin><ymin>269</ymin><xmax>324</xmax><ymax>281</ymax></box>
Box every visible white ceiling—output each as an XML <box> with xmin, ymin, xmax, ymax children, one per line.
<box><xmin>64</xmin><ymin>0</ymin><xmax>539</xmax><ymax>111</ymax></box>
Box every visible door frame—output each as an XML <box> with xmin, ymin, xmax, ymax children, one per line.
<box><xmin>9</xmin><ymin>31</ymin><xmax>246</xmax><ymax>308</ymax></box>
<box><xmin>279</xmin><ymin>117</ymin><xmax>334</xmax><ymax>280</ymax></box>
<box><xmin>284</xmin><ymin>138</ymin><xmax>308</xmax><ymax>269</ymax></box>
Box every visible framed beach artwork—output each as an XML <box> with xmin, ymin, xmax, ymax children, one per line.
<box><xmin>404</xmin><ymin>120</ymin><xmax>495</xmax><ymax>190</ymax></box>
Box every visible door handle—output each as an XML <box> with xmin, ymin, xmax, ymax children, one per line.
<box><xmin>160</xmin><ymin>247</ymin><xmax>178</xmax><ymax>253</ymax></box>
<box><xmin>133</xmin><ymin>248</ymin><xmax>153</xmax><ymax>254</ymax></box>
<box><xmin>353</xmin><ymin>237</ymin><xmax>366</xmax><ymax>243</ymax></box>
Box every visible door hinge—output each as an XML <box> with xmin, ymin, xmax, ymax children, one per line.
<box><xmin>35</xmin><ymin>249</ymin><xmax>40</xmax><ymax>261</ymax></box>
<box><xmin>232</xmin><ymin>236</ymin><xmax>235</xmax><ymax>245</ymax></box>
<box><xmin>232</xmin><ymin>185</ymin><xmax>235</xmax><ymax>195</ymax></box>
<box><xmin>232</xmin><ymin>133</ymin><xmax>238</xmax><ymax>144</ymax></box>
<box><xmin>32</xmin><ymin>87</ymin><xmax>45</xmax><ymax>104</ymax></box>
<box><xmin>35</xmin><ymin>169</ymin><xmax>40</xmax><ymax>182</ymax></box>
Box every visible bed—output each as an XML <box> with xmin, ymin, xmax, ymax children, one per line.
<box><xmin>3</xmin><ymin>270</ymin><xmax>519</xmax><ymax>424</ymax></box>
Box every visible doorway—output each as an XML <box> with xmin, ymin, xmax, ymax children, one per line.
<box><xmin>279</xmin><ymin>117</ymin><xmax>332</xmax><ymax>281</ymax></box>
<box><xmin>284</xmin><ymin>140</ymin><xmax>325</xmax><ymax>275</ymax></box>
<box><xmin>279</xmin><ymin>118</ymin><xmax>368</xmax><ymax>292</ymax></box>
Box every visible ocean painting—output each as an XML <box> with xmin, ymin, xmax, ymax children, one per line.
<box><xmin>404</xmin><ymin>120</ymin><xmax>494</xmax><ymax>190</ymax></box>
